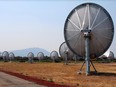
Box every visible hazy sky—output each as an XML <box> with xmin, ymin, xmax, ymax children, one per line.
<box><xmin>0</xmin><ymin>0</ymin><xmax>116</xmax><ymax>55</ymax></box>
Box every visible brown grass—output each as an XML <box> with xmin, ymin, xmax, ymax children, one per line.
<box><xmin>0</xmin><ymin>62</ymin><xmax>116</xmax><ymax>87</ymax></box>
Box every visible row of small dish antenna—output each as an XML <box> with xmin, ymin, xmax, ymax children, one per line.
<box><xmin>0</xmin><ymin>42</ymin><xmax>78</xmax><ymax>63</ymax></box>
<box><xmin>0</xmin><ymin>42</ymin><xmax>115</xmax><ymax>63</ymax></box>
<box><xmin>27</xmin><ymin>51</ymin><xmax>59</xmax><ymax>63</ymax></box>
<box><xmin>0</xmin><ymin>50</ymin><xmax>76</xmax><ymax>64</ymax></box>
<box><xmin>0</xmin><ymin>51</ymin><xmax>59</xmax><ymax>62</ymax></box>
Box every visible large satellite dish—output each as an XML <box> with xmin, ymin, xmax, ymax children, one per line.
<box><xmin>37</xmin><ymin>52</ymin><xmax>44</xmax><ymax>61</ymax></box>
<box><xmin>27</xmin><ymin>52</ymin><xmax>34</xmax><ymax>63</ymax></box>
<box><xmin>59</xmin><ymin>42</ymin><xmax>74</xmax><ymax>64</ymax></box>
<box><xmin>50</xmin><ymin>51</ymin><xmax>58</xmax><ymax>62</ymax></box>
<box><xmin>64</xmin><ymin>3</ymin><xmax>114</xmax><ymax>75</ymax></box>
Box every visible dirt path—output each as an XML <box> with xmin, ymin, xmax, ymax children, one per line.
<box><xmin>0</xmin><ymin>72</ymin><xmax>46</xmax><ymax>87</ymax></box>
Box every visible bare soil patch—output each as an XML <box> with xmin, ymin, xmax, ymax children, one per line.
<box><xmin>0</xmin><ymin>62</ymin><xmax>116</xmax><ymax>87</ymax></box>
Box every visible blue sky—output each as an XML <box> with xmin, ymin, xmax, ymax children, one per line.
<box><xmin>0</xmin><ymin>0</ymin><xmax>116</xmax><ymax>55</ymax></box>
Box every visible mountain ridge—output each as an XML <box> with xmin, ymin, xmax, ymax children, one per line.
<box><xmin>8</xmin><ymin>47</ymin><xmax>50</xmax><ymax>57</ymax></box>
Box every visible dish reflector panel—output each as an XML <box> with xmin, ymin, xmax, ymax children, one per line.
<box><xmin>64</xmin><ymin>3</ymin><xmax>114</xmax><ymax>58</ymax></box>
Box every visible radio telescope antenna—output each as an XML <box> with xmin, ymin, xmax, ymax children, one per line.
<box><xmin>27</xmin><ymin>52</ymin><xmax>34</xmax><ymax>63</ymax></box>
<box><xmin>2</xmin><ymin>51</ymin><xmax>9</xmax><ymax>62</ymax></box>
<box><xmin>108</xmin><ymin>51</ymin><xmax>114</xmax><ymax>59</ymax></box>
<box><xmin>0</xmin><ymin>52</ymin><xmax>1</xmax><ymax>57</ymax></box>
<box><xmin>64</xmin><ymin>3</ymin><xmax>114</xmax><ymax>75</ymax></box>
<box><xmin>9</xmin><ymin>52</ymin><xmax>15</xmax><ymax>61</ymax></box>
<box><xmin>59</xmin><ymin>42</ymin><xmax>74</xmax><ymax>65</ymax></box>
<box><xmin>37</xmin><ymin>52</ymin><xmax>44</xmax><ymax>61</ymax></box>
<box><xmin>50</xmin><ymin>51</ymin><xmax>58</xmax><ymax>62</ymax></box>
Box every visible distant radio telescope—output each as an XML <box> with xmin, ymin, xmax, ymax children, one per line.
<box><xmin>0</xmin><ymin>52</ymin><xmax>2</xmax><ymax>59</ymax></box>
<box><xmin>27</xmin><ymin>52</ymin><xmax>34</xmax><ymax>63</ymax></box>
<box><xmin>50</xmin><ymin>51</ymin><xmax>58</xmax><ymax>62</ymax></box>
<box><xmin>103</xmin><ymin>50</ymin><xmax>114</xmax><ymax>59</ymax></box>
<box><xmin>2</xmin><ymin>51</ymin><xmax>9</xmax><ymax>62</ymax></box>
<box><xmin>37</xmin><ymin>52</ymin><xmax>44</xmax><ymax>61</ymax></box>
<box><xmin>108</xmin><ymin>51</ymin><xmax>114</xmax><ymax>59</ymax></box>
<box><xmin>0</xmin><ymin>52</ymin><xmax>2</xmax><ymax>57</ymax></box>
<box><xmin>59</xmin><ymin>42</ymin><xmax>74</xmax><ymax>64</ymax></box>
<box><xmin>9</xmin><ymin>52</ymin><xmax>15</xmax><ymax>61</ymax></box>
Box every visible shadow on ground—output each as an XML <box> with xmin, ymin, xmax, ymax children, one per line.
<box><xmin>90</xmin><ymin>71</ymin><xmax>116</xmax><ymax>76</ymax></box>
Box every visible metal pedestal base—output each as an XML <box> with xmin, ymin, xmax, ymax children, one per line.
<box><xmin>78</xmin><ymin>60</ymin><xmax>97</xmax><ymax>75</ymax></box>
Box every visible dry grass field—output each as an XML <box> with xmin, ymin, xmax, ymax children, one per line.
<box><xmin>0</xmin><ymin>62</ymin><xmax>116</xmax><ymax>87</ymax></box>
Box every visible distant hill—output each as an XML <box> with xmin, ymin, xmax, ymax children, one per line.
<box><xmin>9</xmin><ymin>47</ymin><xmax>50</xmax><ymax>57</ymax></box>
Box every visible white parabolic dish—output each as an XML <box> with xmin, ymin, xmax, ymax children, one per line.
<box><xmin>59</xmin><ymin>42</ymin><xmax>74</xmax><ymax>59</ymax></box>
<box><xmin>64</xmin><ymin>3</ymin><xmax>114</xmax><ymax>58</ymax></box>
